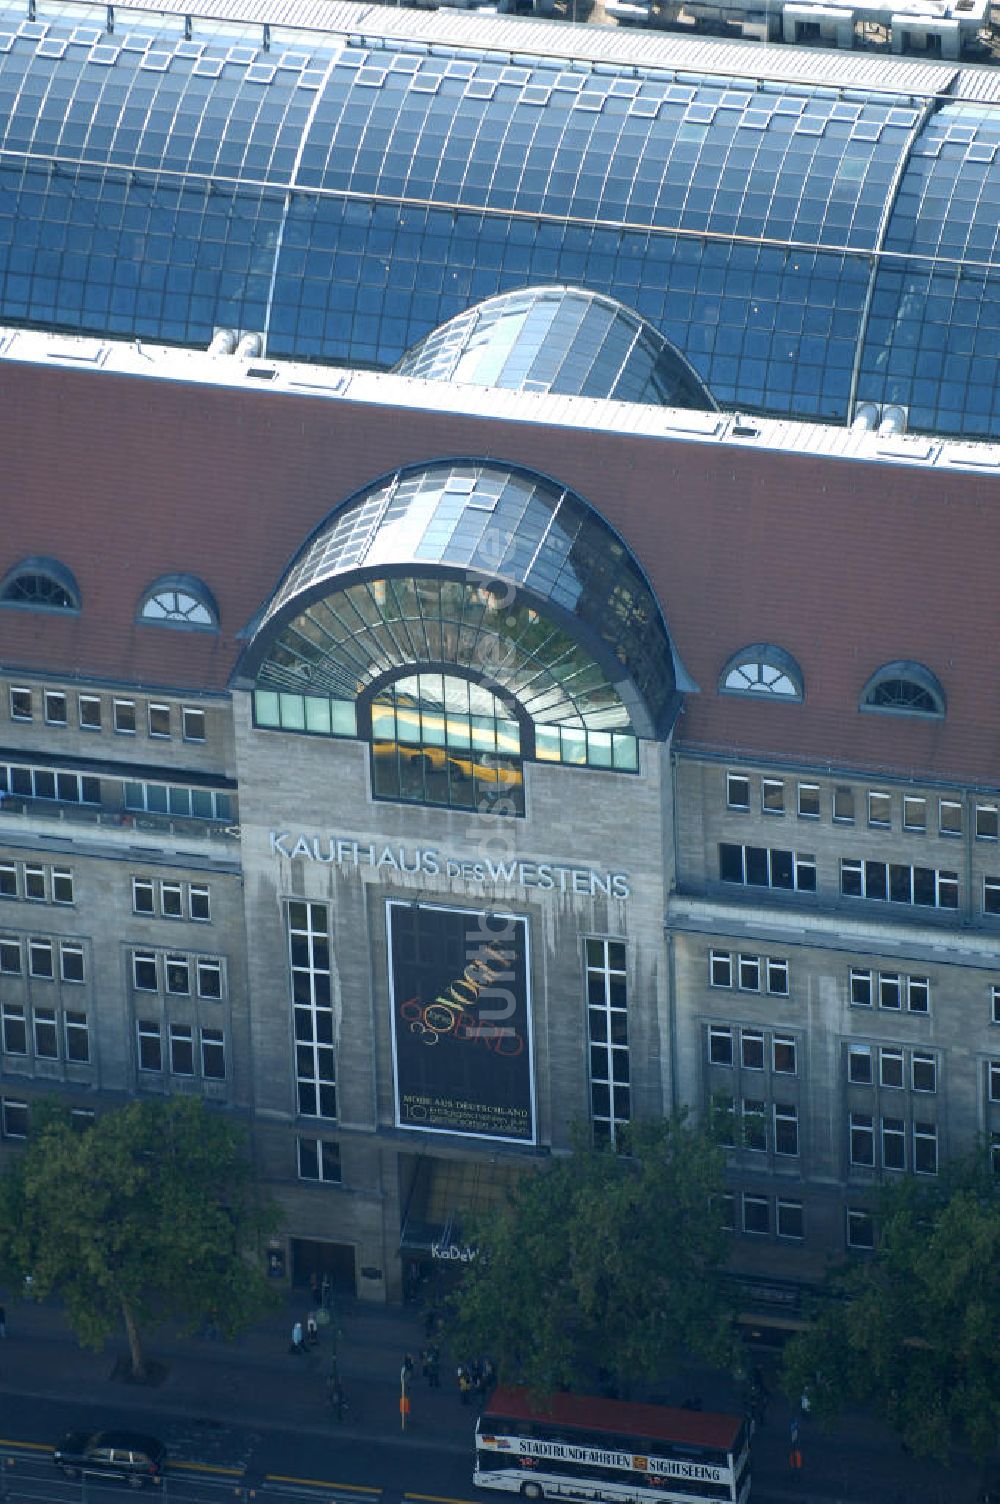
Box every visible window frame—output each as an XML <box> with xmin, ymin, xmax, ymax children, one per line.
<box><xmin>9</xmin><ymin>686</ymin><xmax>32</xmax><ymax>722</ymax></box>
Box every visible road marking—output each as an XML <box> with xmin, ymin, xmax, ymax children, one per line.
<box><xmin>171</xmin><ymin>1461</ymin><xmax>246</xmax><ymax>1477</ymax></box>
<box><xmin>405</xmin><ymin>1494</ymin><xmax>480</xmax><ymax>1504</ymax></box>
<box><xmin>0</xmin><ymin>1441</ymin><xmax>54</xmax><ymax>1454</ymax></box>
<box><xmin>264</xmin><ymin>1474</ymin><xmax>381</xmax><ymax>1494</ymax></box>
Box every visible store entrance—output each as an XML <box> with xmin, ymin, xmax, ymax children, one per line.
<box><xmin>291</xmin><ymin>1237</ymin><xmax>357</xmax><ymax>1293</ymax></box>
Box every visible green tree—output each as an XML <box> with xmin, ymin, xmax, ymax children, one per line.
<box><xmin>781</xmin><ymin>1163</ymin><xmax>1000</xmax><ymax>1461</ymax></box>
<box><xmin>447</xmin><ymin>1115</ymin><xmax>737</xmax><ymax>1394</ymax></box>
<box><xmin>0</xmin><ymin>1097</ymin><xmax>280</xmax><ymax>1377</ymax></box>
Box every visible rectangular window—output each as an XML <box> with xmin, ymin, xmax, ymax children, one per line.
<box><xmin>767</xmin><ymin>958</ymin><xmax>789</xmax><ymax>996</ymax></box>
<box><xmin>848</xmin><ymin>1044</ymin><xmax>873</xmax><ymax>1084</ymax></box>
<box><xmin>165</xmin><ymin>955</ymin><xmax>190</xmax><ymax>996</ymax></box>
<box><xmin>991</xmin><ymin>1132</ymin><xmax>1000</xmax><ymax>1179</ymax></box>
<box><xmin>913</xmin><ymin>1121</ymin><xmax>938</xmax><ymax>1175</ymax></box>
<box><xmin>797</xmin><ymin>783</ymin><xmax>820</xmax><ymax>819</ymax></box>
<box><xmin>774</xmin><ymin>1102</ymin><xmax>798</xmax><ymax>1156</ymax></box>
<box><xmin>742</xmin><ymin>1099</ymin><xmax>767</xmax><ymax>1151</ymax></box>
<box><xmin>9</xmin><ymin>686</ymin><xmax>32</xmax><ymax>722</ymax></box>
<box><xmin>132</xmin><ymin>951</ymin><xmax>158</xmax><ymax>991</ymax></box>
<box><xmin>936</xmin><ymin>870</ymin><xmax>959</xmax><ymax>909</ymax></box>
<box><xmin>907</xmin><ymin>977</ymin><xmax>929</xmax><ymax>1015</ymax></box>
<box><xmin>776</xmin><ymin>1199</ymin><xmax>804</xmax><ymax>1240</ymax></box>
<box><xmin>741</xmin><ymin>1030</ymin><xmax>765</xmax><ymax>1070</ymax></box>
<box><xmin>720</xmin><ymin>844</ymin><xmax>815</xmax><ymax>891</ymax></box>
<box><xmin>710</xmin><ymin>950</ymin><xmax>732</xmax><ymax>988</ymax></box>
<box><xmin>28</xmin><ymin>939</ymin><xmax>53</xmax><ymax>978</ymax></box>
<box><xmin>880</xmin><ymin>1048</ymin><xmax>904</xmax><ymax>1089</ymax></box>
<box><xmin>137</xmin><ymin>1020</ymin><xmax>162</xmax><ymax>1072</ymax></box>
<box><xmin>882</xmin><ymin>1116</ymin><xmax>906</xmax><ymax>1170</ymax></box>
<box><xmin>850</xmin><ymin>1112</ymin><xmax>875</xmax><ymax>1167</ymax></box>
<box><xmin>990</xmin><ymin>1062</ymin><xmax>1000</xmax><ymax>1103</ymax></box>
<box><xmin>738</xmin><ymin>954</ymin><xmax>760</xmax><ymax>992</ymax></box>
<box><xmin>0</xmin><ymin>862</ymin><xmax>16</xmax><ymax>899</ymax></box>
<box><xmin>197</xmin><ymin>958</ymin><xmax>223</xmax><ymax>1000</ymax></box>
<box><xmin>132</xmin><ymin>878</ymin><xmax>155</xmax><ymax>915</ymax></box>
<box><xmin>708</xmin><ymin>1026</ymin><xmax>733</xmax><ymax>1066</ymax></box>
<box><xmin>60</xmin><ymin>943</ymin><xmax>85</xmax><ymax>983</ymax></box>
<box><xmin>711</xmin><ymin>1094</ymin><xmax>736</xmax><ymax>1148</ymax></box>
<box><xmin>201</xmin><ymin>1027</ymin><xmax>225</xmax><ymax>1080</ymax></box>
<box><xmin>843</xmin><ymin>859</ymin><xmax>957</xmax><ymax>909</ymax></box>
<box><xmin>976</xmin><ymin>804</ymin><xmax>999</xmax><ymax>841</ymax></box>
<box><xmin>289</xmin><ymin>901</ymin><xmax>336</xmax><ymax>1122</ymax></box>
<box><xmin>903</xmin><ymin>796</ymin><xmax>927</xmax><ymax>832</ymax></box>
<box><xmin>297</xmin><ymin>1137</ymin><xmax>342</xmax><ymax>1184</ymax></box>
<box><xmin>189</xmin><ymin>884</ymin><xmax>211</xmax><ymax>922</ymax></box>
<box><xmin>742</xmin><ymin>1194</ymin><xmax>770</xmax><ymax>1235</ymax></box>
<box><xmin>939</xmin><ymin>799</ymin><xmax>962</xmax><ymax>837</ymax></box>
<box><xmin>33</xmin><ymin>1007</ymin><xmax>58</xmax><ymax>1059</ymax></box>
<box><xmin>44</xmin><ymin>691</ymin><xmax>67</xmax><ymax>726</ymax></box>
<box><xmin>833</xmin><ymin>786</ymin><xmax>855</xmax><ymax>823</ymax></box>
<box><xmin>762</xmin><ymin>778</ymin><xmax>785</xmax><ymax>815</ymax></box>
<box><xmin>113</xmin><ymin>699</ymin><xmax>136</xmax><ymax>734</ymax></box>
<box><xmin>161</xmin><ymin>882</ymin><xmax>183</xmax><ymax>919</ymax></box>
<box><xmin>52</xmin><ymin>868</ymin><xmax>73</xmax><ymax>905</ymax></box>
<box><xmin>726</xmin><ymin>773</ymin><xmax>750</xmax><ymax>811</ymax></box>
<box><xmin>985</xmin><ymin>878</ymin><xmax>1000</xmax><ymax>916</ymax></box>
<box><xmin>64</xmin><ymin>1011</ymin><xmax>89</xmax><ymax>1063</ymax></box>
<box><xmin>1</xmin><ymin>1002</ymin><xmax>26</xmax><ymax>1054</ymax></box>
<box><xmin>169</xmin><ymin>1023</ymin><xmax>194</xmax><ymax>1076</ymax></box>
<box><xmin>586</xmin><ymin>938</ymin><xmax>630</xmax><ymax>1147</ymax></box>
<box><xmin>78</xmin><ymin>695</ymin><xmax>102</xmax><ymax>730</ymax></box>
<box><xmin>847</xmin><ymin>1208</ymin><xmax>875</xmax><ymax>1249</ymax></box>
<box><xmin>772</xmin><ymin>1035</ymin><xmax>797</xmax><ymax>1074</ymax></box>
<box><xmin>24</xmin><ymin>866</ymin><xmax>46</xmax><ymax>902</ymax></box>
<box><xmin>992</xmin><ymin>986</ymin><xmax>1000</xmax><ymax>1026</ymax></box>
<box><xmin>911</xmin><ymin>1052</ymin><xmax>936</xmax><ymax>1093</ymax></box>
<box><xmin>148</xmin><ymin>703</ymin><xmax>171</xmax><ymax>738</ymax></box>
<box><xmin>0</xmin><ymin>939</ymin><xmax>21</xmax><ymax>974</ymax></box>
<box><xmin>182</xmin><ymin>706</ymin><xmax>207</xmax><ymax>743</ymax></box>
<box><xmin>850</xmin><ymin>969</ymin><xmax>873</xmax><ymax>1007</ymax></box>
<box><xmin>879</xmin><ymin>974</ymin><xmax>902</xmax><ymax>1011</ymax></box>
<box><xmin>717</xmin><ymin>1192</ymin><xmax>736</xmax><ymax>1231</ymax></box>
<box><xmin>1</xmin><ymin>1098</ymin><xmax>28</xmax><ymax>1139</ymax></box>
<box><xmin>868</xmin><ymin>791</ymin><xmax>891</xmax><ymax>828</ymax></box>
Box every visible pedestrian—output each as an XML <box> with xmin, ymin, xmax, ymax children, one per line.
<box><xmin>420</xmin><ymin>1345</ymin><xmax>432</xmax><ymax>1381</ymax></box>
<box><xmin>481</xmin><ymin>1356</ymin><xmax>496</xmax><ymax>1393</ymax></box>
<box><xmin>403</xmin><ymin>1351</ymin><xmax>414</xmax><ymax>1380</ymax></box>
<box><xmin>458</xmin><ymin>1366</ymin><xmax>472</xmax><ymax>1406</ymax></box>
<box><xmin>291</xmin><ymin>1319</ymin><xmax>305</xmax><ymax>1354</ymax></box>
<box><xmin>306</xmin><ymin>1312</ymin><xmax>319</xmax><ymax>1346</ymax></box>
<box><xmin>800</xmin><ymin>1389</ymin><xmax>811</xmax><ymax>1416</ymax></box>
<box><xmin>320</xmin><ymin>1273</ymin><xmax>332</xmax><ymax>1311</ymax></box>
<box><xmin>0</xmin><ymin>1304</ymin><xmax>6</xmax><ymax>1338</ymax></box>
<box><xmin>427</xmin><ymin>1346</ymin><xmax>440</xmax><ymax>1389</ymax></box>
<box><xmin>789</xmin><ymin>1418</ymin><xmax>800</xmax><ymax>1447</ymax></box>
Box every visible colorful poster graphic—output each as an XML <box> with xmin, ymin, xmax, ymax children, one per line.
<box><xmin>387</xmin><ymin>901</ymin><xmax>534</xmax><ymax>1143</ymax></box>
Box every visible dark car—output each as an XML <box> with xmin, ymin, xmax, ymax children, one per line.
<box><xmin>53</xmin><ymin>1430</ymin><xmax>166</xmax><ymax>1487</ymax></box>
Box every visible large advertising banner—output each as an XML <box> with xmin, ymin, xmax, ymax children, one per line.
<box><xmin>387</xmin><ymin>901</ymin><xmax>535</xmax><ymax>1143</ymax></box>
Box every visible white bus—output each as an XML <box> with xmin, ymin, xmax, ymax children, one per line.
<box><xmin>474</xmin><ymin>1388</ymin><xmax>750</xmax><ymax>1504</ymax></box>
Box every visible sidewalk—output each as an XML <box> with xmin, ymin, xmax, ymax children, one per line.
<box><xmin>0</xmin><ymin>1287</ymin><xmax>986</xmax><ymax>1501</ymax></box>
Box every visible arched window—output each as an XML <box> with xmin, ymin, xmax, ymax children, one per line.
<box><xmin>138</xmin><ymin>574</ymin><xmax>218</xmax><ymax>630</ymax></box>
<box><xmin>0</xmin><ymin>557</ymin><xmax>80</xmax><ymax>612</ymax></box>
<box><xmin>860</xmin><ymin>662</ymin><xmax>945</xmax><ymax>719</ymax></box>
<box><xmin>719</xmin><ymin>645</ymin><xmax>803</xmax><ymax>701</ymax></box>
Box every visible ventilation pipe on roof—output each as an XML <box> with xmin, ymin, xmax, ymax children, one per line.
<box><xmin>236</xmin><ymin>332</ymin><xmax>264</xmax><ymax>359</ymax></box>
<box><xmin>208</xmin><ymin>328</ymin><xmax>238</xmax><ymax>356</ymax></box>
<box><xmin>878</xmin><ymin>404</ymin><xmax>908</xmax><ymax>437</ymax></box>
<box><xmin>851</xmin><ymin>402</ymin><xmax>880</xmax><ymax>433</ymax></box>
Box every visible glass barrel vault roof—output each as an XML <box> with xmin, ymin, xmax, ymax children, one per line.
<box><xmin>0</xmin><ymin>1</ymin><xmax>999</xmax><ymax>436</ymax></box>
<box><xmin>242</xmin><ymin>461</ymin><xmax>679</xmax><ymax>738</ymax></box>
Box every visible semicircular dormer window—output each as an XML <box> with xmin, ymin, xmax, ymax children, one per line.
<box><xmin>860</xmin><ymin>661</ymin><xmax>945</xmax><ymax>719</ymax></box>
<box><xmin>138</xmin><ymin>575</ymin><xmax>218</xmax><ymax>630</ymax></box>
<box><xmin>0</xmin><ymin>557</ymin><xmax>80</xmax><ymax>612</ymax></box>
<box><xmin>720</xmin><ymin>645</ymin><xmax>803</xmax><ymax>701</ymax></box>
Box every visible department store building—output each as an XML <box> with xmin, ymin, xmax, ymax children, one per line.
<box><xmin>2</xmin><ymin>0</ymin><xmax>1000</xmax><ymax>1306</ymax></box>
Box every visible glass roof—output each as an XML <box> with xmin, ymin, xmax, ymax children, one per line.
<box><xmin>394</xmin><ymin>285</ymin><xmax>716</xmax><ymax>407</ymax></box>
<box><xmin>242</xmin><ymin>462</ymin><xmax>679</xmax><ymax>738</ymax></box>
<box><xmin>0</xmin><ymin>1</ymin><xmax>998</xmax><ymax>436</ymax></box>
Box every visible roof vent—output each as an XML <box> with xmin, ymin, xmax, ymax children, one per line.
<box><xmin>236</xmin><ymin>331</ymin><xmax>264</xmax><ymax>359</ymax></box>
<box><xmin>851</xmin><ymin>402</ymin><xmax>880</xmax><ymax>432</ymax></box>
<box><xmin>878</xmin><ymin>404</ymin><xmax>908</xmax><ymax>437</ymax></box>
<box><xmin>208</xmin><ymin>327</ymin><xmax>238</xmax><ymax>356</ymax></box>
<box><xmin>732</xmin><ymin>415</ymin><xmax>760</xmax><ymax>437</ymax></box>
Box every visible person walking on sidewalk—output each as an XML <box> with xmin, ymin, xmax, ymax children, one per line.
<box><xmin>426</xmin><ymin>1345</ymin><xmax>440</xmax><ymax>1388</ymax></box>
<box><xmin>458</xmin><ymin>1365</ymin><xmax>473</xmax><ymax>1406</ymax></box>
<box><xmin>306</xmin><ymin>1313</ymin><xmax>319</xmax><ymax>1347</ymax></box>
<box><xmin>291</xmin><ymin>1320</ymin><xmax>305</xmax><ymax>1355</ymax></box>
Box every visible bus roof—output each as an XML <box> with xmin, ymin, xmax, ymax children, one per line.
<box><xmin>482</xmin><ymin>1388</ymin><xmax>745</xmax><ymax>1452</ymax></box>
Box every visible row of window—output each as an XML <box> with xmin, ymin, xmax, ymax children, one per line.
<box><xmin>850</xmin><ymin>969</ymin><xmax>929</xmax><ymax>1013</ymax></box>
<box><xmin>0</xmin><ymin>861</ymin><xmax>73</xmax><ymax>905</ymax></box>
<box><xmin>130</xmin><ymin>949</ymin><xmax>224</xmax><ymax>999</ymax></box>
<box><xmin>136</xmin><ymin>1020</ymin><xmax>226</xmax><ymax>1078</ymax></box>
<box><xmin>720</xmin><ymin>651</ymin><xmax>945</xmax><ymax>719</ymax></box>
<box><xmin>0</xmin><ymin>562</ymin><xmax>218</xmax><ymax>630</ymax></box>
<box><xmin>0</xmin><ymin>936</ymin><xmax>84</xmax><ymax>982</ymax></box>
<box><xmin>715</xmin><ymin>1096</ymin><xmax>799</xmax><ymax>1156</ymax></box>
<box><xmin>726</xmin><ymin>772</ymin><xmax>989</xmax><ymax>837</ymax></box>
<box><xmin>133</xmin><ymin>877</ymin><xmax>211</xmax><ymax>922</ymax></box>
<box><xmin>1</xmin><ymin>1003</ymin><xmax>89</xmax><ymax>1061</ymax></box>
<box><xmin>709</xmin><ymin>949</ymin><xmax>789</xmax><ymax>995</ymax></box>
<box><xmin>719</xmin><ymin>842</ymin><xmax>966</xmax><ymax>911</ymax></box>
<box><xmin>8</xmin><ymin>686</ymin><xmax>207</xmax><ymax>742</ymax></box>
<box><xmin>708</xmin><ymin>1027</ymin><xmax>798</xmax><ymax>1074</ymax></box>
<box><xmin>0</xmin><ymin>761</ymin><xmax>233</xmax><ymax>822</ymax></box>
<box><xmin>847</xmin><ymin>1044</ymin><xmax>937</xmax><ymax>1092</ymax></box>
<box><xmin>721</xmin><ymin>1195</ymin><xmax>877</xmax><ymax>1251</ymax></box>
<box><xmin>849</xmin><ymin>1113</ymin><xmax>938</xmax><ymax>1174</ymax></box>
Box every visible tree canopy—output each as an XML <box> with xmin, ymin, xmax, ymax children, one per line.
<box><xmin>0</xmin><ymin>1097</ymin><xmax>279</xmax><ymax>1375</ymax></box>
<box><xmin>781</xmin><ymin>1164</ymin><xmax>1000</xmax><ymax>1461</ymax></box>
<box><xmin>447</xmin><ymin>1115</ymin><xmax>737</xmax><ymax>1395</ymax></box>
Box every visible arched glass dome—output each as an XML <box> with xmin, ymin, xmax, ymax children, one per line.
<box><xmin>239</xmin><ymin>461</ymin><xmax>680</xmax><ymax>740</ymax></box>
<box><xmin>394</xmin><ymin>288</ymin><xmax>716</xmax><ymax>410</ymax></box>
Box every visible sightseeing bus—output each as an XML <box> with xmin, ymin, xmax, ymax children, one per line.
<box><xmin>474</xmin><ymin>1388</ymin><xmax>750</xmax><ymax>1504</ymax></box>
